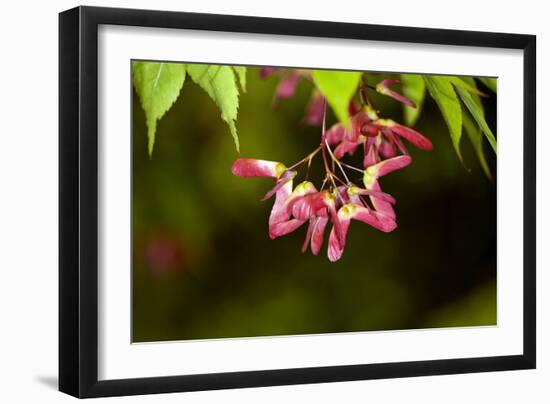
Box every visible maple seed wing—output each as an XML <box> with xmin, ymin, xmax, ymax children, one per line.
<box><xmin>372</xmin><ymin>155</ymin><xmax>413</xmax><ymax>177</ymax></box>
<box><xmin>391</xmin><ymin>124</ymin><xmax>433</xmax><ymax>150</ymax></box>
<box><xmin>270</xmin><ymin>218</ymin><xmax>306</xmax><ymax>239</ymax></box>
<box><xmin>231</xmin><ymin>158</ymin><xmax>286</xmax><ymax>178</ymax></box>
<box><xmin>352</xmin><ymin>206</ymin><xmax>397</xmax><ymax>233</ymax></box>
<box><xmin>327</xmin><ymin>211</ymin><xmax>352</xmax><ymax>262</ymax></box>
<box><xmin>376</xmin><ymin>79</ymin><xmax>417</xmax><ymax>108</ymax></box>
<box><xmin>311</xmin><ymin>216</ymin><xmax>329</xmax><ymax>256</ymax></box>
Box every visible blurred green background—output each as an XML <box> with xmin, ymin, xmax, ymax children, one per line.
<box><xmin>132</xmin><ymin>66</ymin><xmax>497</xmax><ymax>342</ymax></box>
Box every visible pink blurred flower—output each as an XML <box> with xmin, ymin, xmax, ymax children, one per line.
<box><xmin>304</xmin><ymin>91</ymin><xmax>326</xmax><ymax>126</ymax></box>
<box><xmin>145</xmin><ymin>234</ymin><xmax>185</xmax><ymax>274</ymax></box>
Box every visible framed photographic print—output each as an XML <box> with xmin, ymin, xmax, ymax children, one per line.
<box><xmin>59</xmin><ymin>6</ymin><xmax>536</xmax><ymax>398</ymax></box>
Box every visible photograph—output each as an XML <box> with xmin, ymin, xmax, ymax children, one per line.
<box><xmin>131</xmin><ymin>62</ymin><xmax>498</xmax><ymax>343</ymax></box>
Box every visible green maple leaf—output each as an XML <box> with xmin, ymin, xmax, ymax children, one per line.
<box><xmin>187</xmin><ymin>64</ymin><xmax>241</xmax><ymax>152</ymax></box>
<box><xmin>132</xmin><ymin>61</ymin><xmax>186</xmax><ymax>157</ymax></box>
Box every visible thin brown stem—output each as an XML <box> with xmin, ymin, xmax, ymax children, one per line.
<box><xmin>320</xmin><ymin>100</ymin><xmax>337</xmax><ymax>189</ymax></box>
<box><xmin>320</xmin><ymin>175</ymin><xmax>328</xmax><ymax>191</ymax></box>
<box><xmin>287</xmin><ymin>145</ymin><xmax>322</xmax><ymax>171</ymax></box>
<box><xmin>305</xmin><ymin>154</ymin><xmax>314</xmax><ymax>180</ymax></box>
<box><xmin>324</xmin><ymin>139</ymin><xmax>351</xmax><ymax>184</ymax></box>
<box><xmin>340</xmin><ymin>161</ymin><xmax>364</xmax><ymax>173</ymax></box>
<box><xmin>359</xmin><ymin>195</ymin><xmax>372</xmax><ymax>212</ymax></box>
<box><xmin>332</xmin><ymin>175</ymin><xmax>347</xmax><ymax>185</ymax></box>
<box><xmin>359</xmin><ymin>84</ymin><xmax>374</xmax><ymax>107</ymax></box>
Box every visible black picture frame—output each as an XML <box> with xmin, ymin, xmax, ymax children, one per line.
<box><xmin>59</xmin><ymin>5</ymin><xmax>536</xmax><ymax>398</ymax></box>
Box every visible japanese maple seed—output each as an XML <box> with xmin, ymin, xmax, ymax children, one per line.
<box><xmin>231</xmin><ymin>70</ymin><xmax>434</xmax><ymax>262</ymax></box>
